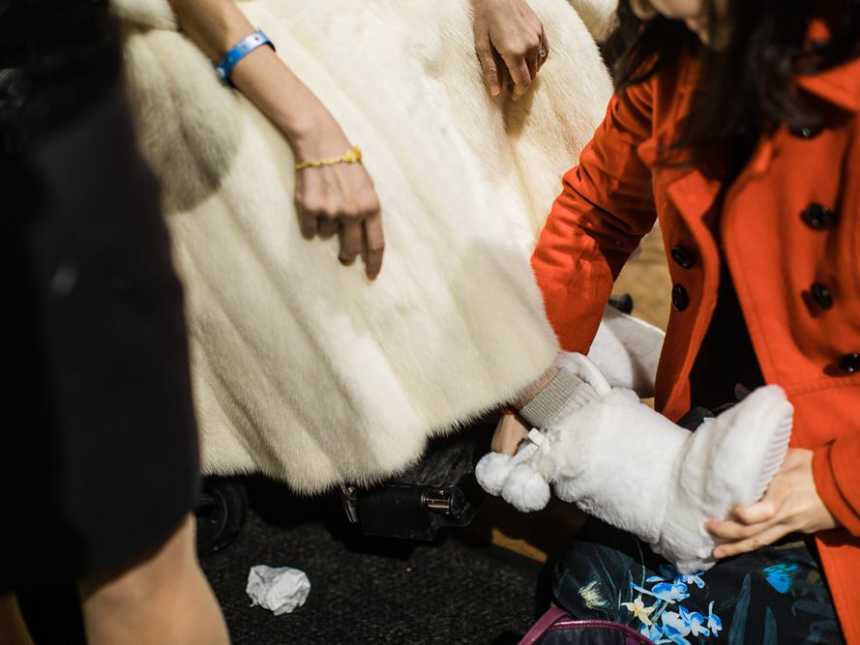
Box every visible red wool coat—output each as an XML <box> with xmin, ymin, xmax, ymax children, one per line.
<box><xmin>532</xmin><ymin>53</ymin><xmax>860</xmax><ymax>641</ymax></box>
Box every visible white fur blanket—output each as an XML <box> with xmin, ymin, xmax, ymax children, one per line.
<box><xmin>112</xmin><ymin>0</ymin><xmax>651</xmax><ymax>494</ymax></box>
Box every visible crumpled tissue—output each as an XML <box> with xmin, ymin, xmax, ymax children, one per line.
<box><xmin>246</xmin><ymin>565</ymin><xmax>311</xmax><ymax>615</ymax></box>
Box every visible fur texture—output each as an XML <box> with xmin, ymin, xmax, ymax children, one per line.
<box><xmin>112</xmin><ymin>0</ymin><xmax>622</xmax><ymax>492</ymax></box>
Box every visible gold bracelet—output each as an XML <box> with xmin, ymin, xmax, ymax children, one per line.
<box><xmin>295</xmin><ymin>145</ymin><xmax>362</xmax><ymax>171</ymax></box>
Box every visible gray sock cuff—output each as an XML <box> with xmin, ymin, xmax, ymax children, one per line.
<box><xmin>519</xmin><ymin>369</ymin><xmax>600</xmax><ymax>428</ymax></box>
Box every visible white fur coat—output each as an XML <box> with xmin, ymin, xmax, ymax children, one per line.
<box><xmin>112</xmin><ymin>0</ymin><xmax>624</xmax><ymax>493</ymax></box>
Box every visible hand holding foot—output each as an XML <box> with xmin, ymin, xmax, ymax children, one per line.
<box><xmin>706</xmin><ymin>448</ymin><xmax>838</xmax><ymax>559</ymax></box>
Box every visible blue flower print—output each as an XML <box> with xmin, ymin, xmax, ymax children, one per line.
<box><xmin>659</xmin><ymin>612</ymin><xmax>692</xmax><ymax>645</ymax></box>
<box><xmin>762</xmin><ymin>563</ymin><xmax>798</xmax><ymax>594</ymax></box>
<box><xmin>678</xmin><ymin>573</ymin><xmax>706</xmax><ymax>590</ymax></box>
<box><xmin>659</xmin><ymin>624</ymin><xmax>692</xmax><ymax>645</ymax></box>
<box><xmin>706</xmin><ymin>601</ymin><xmax>723</xmax><ymax>637</ymax></box>
<box><xmin>627</xmin><ymin>567</ymin><xmax>722</xmax><ymax>642</ymax></box>
<box><xmin>641</xmin><ymin>623</ymin><xmax>664</xmax><ymax>642</ymax></box>
<box><xmin>631</xmin><ymin>581</ymin><xmax>691</xmax><ymax>604</ymax></box>
<box><xmin>679</xmin><ymin>605</ymin><xmax>711</xmax><ymax>637</ymax></box>
<box><xmin>649</xmin><ymin>565</ymin><xmax>706</xmax><ymax>590</ymax></box>
<box><xmin>652</xmin><ymin>583</ymin><xmax>691</xmax><ymax>603</ymax></box>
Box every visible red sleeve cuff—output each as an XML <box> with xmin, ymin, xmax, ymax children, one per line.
<box><xmin>812</xmin><ymin>442</ymin><xmax>860</xmax><ymax>537</ymax></box>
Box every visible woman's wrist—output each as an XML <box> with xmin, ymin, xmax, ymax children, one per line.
<box><xmin>276</xmin><ymin>103</ymin><xmax>352</xmax><ymax>162</ymax></box>
<box><xmin>227</xmin><ymin>50</ymin><xmax>342</xmax><ymax>151</ymax></box>
<box><xmin>276</xmin><ymin>100</ymin><xmax>335</xmax><ymax>146</ymax></box>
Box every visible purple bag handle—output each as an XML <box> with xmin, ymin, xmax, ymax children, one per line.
<box><xmin>519</xmin><ymin>606</ymin><xmax>568</xmax><ymax>645</ymax></box>
<box><xmin>519</xmin><ymin>606</ymin><xmax>654</xmax><ymax>645</ymax></box>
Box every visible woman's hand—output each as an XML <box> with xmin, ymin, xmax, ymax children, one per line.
<box><xmin>288</xmin><ymin>108</ymin><xmax>384</xmax><ymax>280</ymax></box>
<box><xmin>705</xmin><ymin>449</ymin><xmax>838</xmax><ymax>559</ymax></box>
<box><xmin>472</xmin><ymin>0</ymin><xmax>549</xmax><ymax>99</ymax></box>
<box><xmin>167</xmin><ymin>0</ymin><xmax>385</xmax><ymax>280</ymax></box>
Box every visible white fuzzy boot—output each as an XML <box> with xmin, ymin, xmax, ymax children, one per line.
<box><xmin>476</xmin><ymin>353</ymin><xmax>793</xmax><ymax>573</ymax></box>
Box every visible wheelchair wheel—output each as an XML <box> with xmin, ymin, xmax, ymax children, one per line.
<box><xmin>195</xmin><ymin>476</ymin><xmax>248</xmax><ymax>556</ymax></box>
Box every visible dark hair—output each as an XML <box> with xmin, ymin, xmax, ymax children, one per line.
<box><xmin>605</xmin><ymin>0</ymin><xmax>860</xmax><ymax>174</ymax></box>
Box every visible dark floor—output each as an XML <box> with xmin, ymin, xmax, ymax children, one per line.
<box><xmin>201</xmin><ymin>479</ymin><xmax>545</xmax><ymax>645</ymax></box>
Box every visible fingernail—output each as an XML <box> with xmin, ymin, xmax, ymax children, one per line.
<box><xmin>339</xmin><ymin>256</ymin><xmax>355</xmax><ymax>266</ymax></box>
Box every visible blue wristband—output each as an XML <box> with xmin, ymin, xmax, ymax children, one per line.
<box><xmin>215</xmin><ymin>30</ymin><xmax>275</xmax><ymax>85</ymax></box>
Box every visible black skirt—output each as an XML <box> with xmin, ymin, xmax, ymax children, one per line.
<box><xmin>1</xmin><ymin>2</ymin><xmax>200</xmax><ymax>589</ymax></box>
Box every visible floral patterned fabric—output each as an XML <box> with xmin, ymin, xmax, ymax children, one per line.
<box><xmin>552</xmin><ymin>520</ymin><xmax>844</xmax><ymax>644</ymax></box>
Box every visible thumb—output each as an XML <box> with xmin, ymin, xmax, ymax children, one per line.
<box><xmin>732</xmin><ymin>498</ymin><xmax>779</xmax><ymax>525</ymax></box>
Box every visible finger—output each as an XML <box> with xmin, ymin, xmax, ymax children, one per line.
<box><xmin>316</xmin><ymin>168</ymin><xmax>344</xmax><ymax>239</ymax></box>
<box><xmin>362</xmin><ymin>213</ymin><xmax>385</xmax><ymax>280</ymax></box>
<box><xmin>731</xmin><ymin>500</ymin><xmax>779</xmax><ymax>525</ymax></box>
<box><xmin>475</xmin><ymin>33</ymin><xmax>502</xmax><ymax>97</ymax></box>
<box><xmin>297</xmin><ymin>208</ymin><xmax>318</xmax><ymax>239</ymax></box>
<box><xmin>295</xmin><ymin>174</ymin><xmax>319</xmax><ymax>239</ymax></box>
<box><xmin>349</xmin><ymin>170</ymin><xmax>382</xmax><ymax>221</ymax></box>
<box><xmin>705</xmin><ymin>493</ymin><xmax>783</xmax><ymax>539</ymax></box>
<box><xmin>713</xmin><ymin>524</ymin><xmax>790</xmax><ymax>560</ymax></box>
<box><xmin>495</xmin><ymin>48</ymin><xmax>511</xmax><ymax>94</ymax></box>
<box><xmin>705</xmin><ymin>518</ymin><xmax>777</xmax><ymax>541</ymax></box>
<box><xmin>338</xmin><ymin>221</ymin><xmax>363</xmax><ymax>266</ymax></box>
<box><xmin>502</xmin><ymin>54</ymin><xmax>533</xmax><ymax>99</ymax></box>
<box><xmin>317</xmin><ymin>216</ymin><xmax>339</xmax><ymax>239</ymax></box>
<box><xmin>526</xmin><ymin>49</ymin><xmax>539</xmax><ymax>82</ymax></box>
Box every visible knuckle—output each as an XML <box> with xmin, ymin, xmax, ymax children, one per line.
<box><xmin>320</xmin><ymin>206</ymin><xmax>340</xmax><ymax>221</ymax></box>
<box><xmin>738</xmin><ymin>511</ymin><xmax>756</xmax><ymax>524</ymax></box>
<box><xmin>341</xmin><ymin>205</ymin><xmax>362</xmax><ymax>221</ymax></box>
<box><xmin>302</xmin><ymin>200</ymin><xmax>326</xmax><ymax>217</ymax></box>
<box><xmin>296</xmin><ymin>195</ymin><xmax>313</xmax><ymax>210</ymax></box>
<box><xmin>360</xmin><ymin>195</ymin><xmax>381</xmax><ymax>215</ymax></box>
<box><xmin>512</xmin><ymin>41</ymin><xmax>531</xmax><ymax>56</ymax></box>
